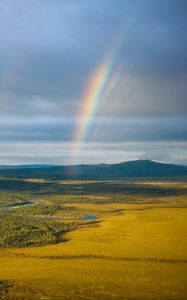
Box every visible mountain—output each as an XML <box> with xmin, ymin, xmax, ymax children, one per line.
<box><xmin>0</xmin><ymin>164</ymin><xmax>55</xmax><ymax>169</ymax></box>
<box><xmin>0</xmin><ymin>159</ymin><xmax>187</xmax><ymax>180</ymax></box>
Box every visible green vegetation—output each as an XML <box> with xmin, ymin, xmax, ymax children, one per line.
<box><xmin>0</xmin><ymin>280</ymin><xmax>12</xmax><ymax>292</ymax></box>
<box><xmin>0</xmin><ymin>213</ymin><xmax>77</xmax><ymax>247</ymax></box>
<box><xmin>1</xmin><ymin>177</ymin><xmax>187</xmax><ymax>198</ymax></box>
<box><xmin>0</xmin><ymin>191</ymin><xmax>29</xmax><ymax>207</ymax></box>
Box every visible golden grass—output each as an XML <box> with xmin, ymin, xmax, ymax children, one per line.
<box><xmin>0</xmin><ymin>187</ymin><xmax>187</xmax><ymax>299</ymax></box>
<box><xmin>23</xmin><ymin>178</ymin><xmax>50</xmax><ymax>183</ymax></box>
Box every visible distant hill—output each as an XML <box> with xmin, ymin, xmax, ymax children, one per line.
<box><xmin>0</xmin><ymin>160</ymin><xmax>187</xmax><ymax>180</ymax></box>
<box><xmin>0</xmin><ymin>164</ymin><xmax>55</xmax><ymax>170</ymax></box>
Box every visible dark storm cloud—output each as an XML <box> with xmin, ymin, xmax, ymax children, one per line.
<box><xmin>0</xmin><ymin>0</ymin><xmax>186</xmax><ymax>116</ymax></box>
<box><xmin>97</xmin><ymin>0</ymin><xmax>187</xmax><ymax>118</ymax></box>
<box><xmin>0</xmin><ymin>0</ymin><xmax>132</xmax><ymax>119</ymax></box>
<box><xmin>0</xmin><ymin>0</ymin><xmax>187</xmax><ymax>164</ymax></box>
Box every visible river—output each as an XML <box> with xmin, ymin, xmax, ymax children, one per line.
<box><xmin>0</xmin><ymin>201</ymin><xmax>97</xmax><ymax>220</ymax></box>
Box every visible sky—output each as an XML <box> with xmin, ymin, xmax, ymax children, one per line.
<box><xmin>0</xmin><ymin>0</ymin><xmax>187</xmax><ymax>165</ymax></box>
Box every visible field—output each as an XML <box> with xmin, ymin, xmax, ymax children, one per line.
<box><xmin>0</xmin><ymin>179</ymin><xmax>187</xmax><ymax>299</ymax></box>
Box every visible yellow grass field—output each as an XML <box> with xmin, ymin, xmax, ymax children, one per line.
<box><xmin>0</xmin><ymin>182</ymin><xmax>187</xmax><ymax>299</ymax></box>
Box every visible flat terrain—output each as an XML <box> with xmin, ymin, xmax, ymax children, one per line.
<box><xmin>0</xmin><ymin>179</ymin><xmax>187</xmax><ymax>299</ymax></box>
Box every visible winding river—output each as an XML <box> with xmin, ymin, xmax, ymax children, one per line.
<box><xmin>0</xmin><ymin>201</ymin><xmax>97</xmax><ymax>220</ymax></box>
<box><xmin>0</xmin><ymin>201</ymin><xmax>34</xmax><ymax>211</ymax></box>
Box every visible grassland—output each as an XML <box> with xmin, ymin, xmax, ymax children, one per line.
<box><xmin>0</xmin><ymin>178</ymin><xmax>187</xmax><ymax>299</ymax></box>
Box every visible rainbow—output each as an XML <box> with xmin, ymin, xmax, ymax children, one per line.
<box><xmin>72</xmin><ymin>50</ymin><xmax>120</xmax><ymax>163</ymax></box>
<box><xmin>72</xmin><ymin>1</ymin><xmax>144</xmax><ymax>164</ymax></box>
<box><xmin>74</xmin><ymin>55</ymin><xmax>114</xmax><ymax>142</ymax></box>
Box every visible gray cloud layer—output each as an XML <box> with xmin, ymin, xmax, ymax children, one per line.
<box><xmin>0</xmin><ymin>0</ymin><xmax>187</xmax><ymax>164</ymax></box>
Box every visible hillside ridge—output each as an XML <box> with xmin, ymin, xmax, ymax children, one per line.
<box><xmin>0</xmin><ymin>159</ymin><xmax>187</xmax><ymax>179</ymax></box>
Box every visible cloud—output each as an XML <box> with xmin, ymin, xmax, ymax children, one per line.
<box><xmin>0</xmin><ymin>0</ymin><xmax>186</xmax><ymax>164</ymax></box>
<box><xmin>0</xmin><ymin>141</ymin><xmax>187</xmax><ymax>165</ymax></box>
<box><xmin>98</xmin><ymin>72</ymin><xmax>187</xmax><ymax>117</ymax></box>
<box><xmin>0</xmin><ymin>116</ymin><xmax>186</xmax><ymax>143</ymax></box>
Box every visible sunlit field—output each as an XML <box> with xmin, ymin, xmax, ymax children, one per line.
<box><xmin>0</xmin><ymin>179</ymin><xmax>187</xmax><ymax>299</ymax></box>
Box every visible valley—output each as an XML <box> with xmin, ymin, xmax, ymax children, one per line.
<box><xmin>0</xmin><ymin>178</ymin><xmax>187</xmax><ymax>299</ymax></box>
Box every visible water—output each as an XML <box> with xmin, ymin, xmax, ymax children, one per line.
<box><xmin>0</xmin><ymin>201</ymin><xmax>34</xmax><ymax>211</ymax></box>
<box><xmin>82</xmin><ymin>214</ymin><xmax>97</xmax><ymax>220</ymax></box>
<box><xmin>73</xmin><ymin>187</ymin><xmax>84</xmax><ymax>194</ymax></box>
<box><xmin>0</xmin><ymin>202</ymin><xmax>97</xmax><ymax>221</ymax></box>
<box><xmin>34</xmin><ymin>214</ymin><xmax>97</xmax><ymax>221</ymax></box>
